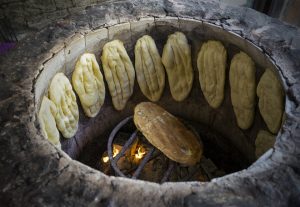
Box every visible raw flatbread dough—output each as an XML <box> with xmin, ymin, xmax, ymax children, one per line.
<box><xmin>197</xmin><ymin>40</ymin><xmax>227</xmax><ymax>108</ymax></box>
<box><xmin>72</xmin><ymin>53</ymin><xmax>105</xmax><ymax>117</ymax></box>
<box><xmin>162</xmin><ymin>32</ymin><xmax>193</xmax><ymax>101</ymax></box>
<box><xmin>229</xmin><ymin>52</ymin><xmax>256</xmax><ymax>130</ymax></box>
<box><xmin>38</xmin><ymin>96</ymin><xmax>61</xmax><ymax>148</ymax></box>
<box><xmin>255</xmin><ymin>130</ymin><xmax>275</xmax><ymax>158</ymax></box>
<box><xmin>49</xmin><ymin>73</ymin><xmax>79</xmax><ymax>138</ymax></box>
<box><xmin>135</xmin><ymin>35</ymin><xmax>165</xmax><ymax>101</ymax></box>
<box><xmin>257</xmin><ymin>69</ymin><xmax>284</xmax><ymax>134</ymax></box>
<box><xmin>101</xmin><ymin>40</ymin><xmax>135</xmax><ymax>110</ymax></box>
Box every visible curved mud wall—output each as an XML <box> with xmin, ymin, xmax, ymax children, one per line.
<box><xmin>34</xmin><ymin>17</ymin><xmax>283</xmax><ymax>166</ymax></box>
<box><xmin>0</xmin><ymin>0</ymin><xmax>112</xmax><ymax>37</ymax></box>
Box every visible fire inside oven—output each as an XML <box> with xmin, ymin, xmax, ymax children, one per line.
<box><xmin>35</xmin><ymin>17</ymin><xmax>285</xmax><ymax>185</ymax></box>
<box><xmin>99</xmin><ymin>114</ymin><xmax>249</xmax><ymax>183</ymax></box>
<box><xmin>103</xmin><ymin>116</ymin><xmax>215</xmax><ymax>183</ymax></box>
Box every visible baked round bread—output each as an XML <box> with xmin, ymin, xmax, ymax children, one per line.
<box><xmin>134</xmin><ymin>102</ymin><xmax>203</xmax><ymax>165</ymax></box>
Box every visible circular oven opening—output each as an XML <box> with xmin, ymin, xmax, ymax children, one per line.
<box><xmin>35</xmin><ymin>17</ymin><xmax>285</xmax><ymax>183</ymax></box>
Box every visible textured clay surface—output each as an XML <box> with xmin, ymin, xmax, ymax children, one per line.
<box><xmin>49</xmin><ymin>73</ymin><xmax>79</xmax><ymax>138</ymax></box>
<box><xmin>38</xmin><ymin>96</ymin><xmax>60</xmax><ymax>148</ymax></box>
<box><xmin>255</xmin><ymin>130</ymin><xmax>275</xmax><ymax>158</ymax></box>
<box><xmin>134</xmin><ymin>102</ymin><xmax>203</xmax><ymax>165</ymax></box>
<box><xmin>257</xmin><ymin>69</ymin><xmax>284</xmax><ymax>134</ymax></box>
<box><xmin>230</xmin><ymin>52</ymin><xmax>256</xmax><ymax>130</ymax></box>
<box><xmin>197</xmin><ymin>40</ymin><xmax>227</xmax><ymax>108</ymax></box>
<box><xmin>135</xmin><ymin>35</ymin><xmax>165</xmax><ymax>102</ymax></box>
<box><xmin>1</xmin><ymin>0</ymin><xmax>300</xmax><ymax>206</ymax></box>
<box><xmin>101</xmin><ymin>40</ymin><xmax>135</xmax><ymax>110</ymax></box>
<box><xmin>162</xmin><ymin>32</ymin><xmax>193</xmax><ymax>101</ymax></box>
<box><xmin>72</xmin><ymin>53</ymin><xmax>105</xmax><ymax>118</ymax></box>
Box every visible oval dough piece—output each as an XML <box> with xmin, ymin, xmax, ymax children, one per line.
<box><xmin>255</xmin><ymin>130</ymin><xmax>275</xmax><ymax>158</ymax></box>
<box><xmin>49</xmin><ymin>73</ymin><xmax>79</xmax><ymax>138</ymax></box>
<box><xmin>38</xmin><ymin>96</ymin><xmax>61</xmax><ymax>148</ymax></box>
<box><xmin>72</xmin><ymin>53</ymin><xmax>105</xmax><ymax>117</ymax></box>
<box><xmin>257</xmin><ymin>69</ymin><xmax>284</xmax><ymax>134</ymax></box>
<box><xmin>134</xmin><ymin>102</ymin><xmax>203</xmax><ymax>166</ymax></box>
<box><xmin>135</xmin><ymin>35</ymin><xmax>165</xmax><ymax>101</ymax></box>
<box><xmin>101</xmin><ymin>40</ymin><xmax>135</xmax><ymax>110</ymax></box>
<box><xmin>162</xmin><ymin>32</ymin><xmax>193</xmax><ymax>101</ymax></box>
<box><xmin>229</xmin><ymin>52</ymin><xmax>256</xmax><ymax>130</ymax></box>
<box><xmin>197</xmin><ymin>40</ymin><xmax>227</xmax><ymax>108</ymax></box>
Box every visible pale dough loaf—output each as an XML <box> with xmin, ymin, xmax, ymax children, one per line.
<box><xmin>257</xmin><ymin>69</ymin><xmax>284</xmax><ymax>134</ymax></box>
<box><xmin>72</xmin><ymin>53</ymin><xmax>105</xmax><ymax>117</ymax></box>
<box><xmin>38</xmin><ymin>96</ymin><xmax>61</xmax><ymax>148</ymax></box>
<box><xmin>229</xmin><ymin>52</ymin><xmax>256</xmax><ymax>130</ymax></box>
<box><xmin>101</xmin><ymin>40</ymin><xmax>135</xmax><ymax>110</ymax></box>
<box><xmin>162</xmin><ymin>32</ymin><xmax>193</xmax><ymax>101</ymax></box>
<box><xmin>49</xmin><ymin>73</ymin><xmax>79</xmax><ymax>138</ymax></box>
<box><xmin>197</xmin><ymin>40</ymin><xmax>227</xmax><ymax>108</ymax></box>
<box><xmin>255</xmin><ymin>130</ymin><xmax>276</xmax><ymax>158</ymax></box>
<box><xmin>135</xmin><ymin>35</ymin><xmax>165</xmax><ymax>101</ymax></box>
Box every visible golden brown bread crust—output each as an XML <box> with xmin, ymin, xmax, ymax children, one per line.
<box><xmin>133</xmin><ymin>102</ymin><xmax>203</xmax><ymax>165</ymax></box>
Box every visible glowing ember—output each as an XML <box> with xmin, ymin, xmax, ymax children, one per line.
<box><xmin>102</xmin><ymin>145</ymin><xmax>120</xmax><ymax>163</ymax></box>
<box><xmin>135</xmin><ymin>145</ymin><xmax>146</xmax><ymax>160</ymax></box>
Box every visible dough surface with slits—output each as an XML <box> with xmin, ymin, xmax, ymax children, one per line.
<box><xmin>162</xmin><ymin>32</ymin><xmax>193</xmax><ymax>101</ymax></box>
<box><xmin>101</xmin><ymin>40</ymin><xmax>135</xmax><ymax>110</ymax></box>
<box><xmin>49</xmin><ymin>73</ymin><xmax>79</xmax><ymax>138</ymax></box>
<box><xmin>229</xmin><ymin>52</ymin><xmax>256</xmax><ymax>130</ymax></box>
<box><xmin>134</xmin><ymin>102</ymin><xmax>203</xmax><ymax>166</ymax></box>
<box><xmin>135</xmin><ymin>35</ymin><xmax>165</xmax><ymax>101</ymax></box>
<box><xmin>38</xmin><ymin>96</ymin><xmax>61</xmax><ymax>148</ymax></box>
<box><xmin>257</xmin><ymin>69</ymin><xmax>284</xmax><ymax>134</ymax></box>
<box><xmin>255</xmin><ymin>130</ymin><xmax>275</xmax><ymax>158</ymax></box>
<box><xmin>72</xmin><ymin>53</ymin><xmax>105</xmax><ymax>117</ymax></box>
<box><xmin>197</xmin><ymin>40</ymin><xmax>227</xmax><ymax>108</ymax></box>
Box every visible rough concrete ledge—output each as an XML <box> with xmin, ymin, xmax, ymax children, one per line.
<box><xmin>1</xmin><ymin>0</ymin><xmax>300</xmax><ymax>206</ymax></box>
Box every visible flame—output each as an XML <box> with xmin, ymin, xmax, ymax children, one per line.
<box><xmin>135</xmin><ymin>146</ymin><xmax>146</xmax><ymax>160</ymax></box>
<box><xmin>130</xmin><ymin>138</ymin><xmax>146</xmax><ymax>161</ymax></box>
<box><xmin>102</xmin><ymin>156</ymin><xmax>109</xmax><ymax>163</ymax></box>
<box><xmin>102</xmin><ymin>143</ymin><xmax>146</xmax><ymax>165</ymax></box>
<box><xmin>102</xmin><ymin>145</ymin><xmax>120</xmax><ymax>163</ymax></box>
